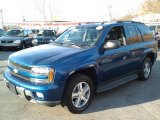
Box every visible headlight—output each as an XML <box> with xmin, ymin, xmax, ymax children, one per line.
<box><xmin>32</xmin><ymin>39</ymin><xmax>38</xmax><ymax>45</ymax></box>
<box><xmin>50</xmin><ymin>39</ymin><xmax>53</xmax><ymax>43</ymax></box>
<box><xmin>13</xmin><ymin>40</ymin><xmax>21</xmax><ymax>44</ymax></box>
<box><xmin>31</xmin><ymin>67</ymin><xmax>54</xmax><ymax>83</ymax></box>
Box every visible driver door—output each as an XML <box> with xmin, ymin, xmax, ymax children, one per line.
<box><xmin>99</xmin><ymin>26</ymin><xmax>133</xmax><ymax>83</ymax></box>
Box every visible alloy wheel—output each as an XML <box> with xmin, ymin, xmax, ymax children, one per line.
<box><xmin>71</xmin><ymin>82</ymin><xmax>90</xmax><ymax>108</ymax></box>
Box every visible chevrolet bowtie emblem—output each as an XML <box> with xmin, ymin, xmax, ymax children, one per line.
<box><xmin>13</xmin><ymin>69</ymin><xmax>18</xmax><ymax>74</ymax></box>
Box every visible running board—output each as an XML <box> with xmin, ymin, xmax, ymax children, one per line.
<box><xmin>96</xmin><ymin>74</ymin><xmax>139</xmax><ymax>93</ymax></box>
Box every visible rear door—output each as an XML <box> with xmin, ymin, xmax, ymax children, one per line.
<box><xmin>125</xmin><ymin>24</ymin><xmax>145</xmax><ymax>71</ymax></box>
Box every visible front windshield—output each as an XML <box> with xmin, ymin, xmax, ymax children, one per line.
<box><xmin>54</xmin><ymin>26</ymin><xmax>103</xmax><ymax>48</ymax></box>
<box><xmin>37</xmin><ymin>30</ymin><xmax>55</xmax><ymax>37</ymax></box>
<box><xmin>4</xmin><ymin>30</ymin><xmax>23</xmax><ymax>37</ymax></box>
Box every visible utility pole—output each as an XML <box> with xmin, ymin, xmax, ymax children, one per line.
<box><xmin>0</xmin><ymin>9</ymin><xmax>4</xmax><ymax>26</ymax></box>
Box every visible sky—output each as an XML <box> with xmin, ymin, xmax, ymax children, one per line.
<box><xmin>0</xmin><ymin>0</ymin><xmax>145</xmax><ymax>23</ymax></box>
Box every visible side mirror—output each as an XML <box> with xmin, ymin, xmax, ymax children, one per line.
<box><xmin>104</xmin><ymin>40</ymin><xmax>120</xmax><ymax>50</ymax></box>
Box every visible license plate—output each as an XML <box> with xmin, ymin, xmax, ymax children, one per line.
<box><xmin>0</xmin><ymin>43</ymin><xmax>13</xmax><ymax>46</ymax></box>
<box><xmin>7</xmin><ymin>82</ymin><xmax>18</xmax><ymax>95</ymax></box>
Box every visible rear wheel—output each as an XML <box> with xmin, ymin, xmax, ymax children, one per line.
<box><xmin>138</xmin><ymin>58</ymin><xmax>152</xmax><ymax>81</ymax></box>
<box><xmin>64</xmin><ymin>74</ymin><xmax>94</xmax><ymax>114</ymax></box>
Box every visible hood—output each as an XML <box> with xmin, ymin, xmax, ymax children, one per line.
<box><xmin>0</xmin><ymin>36</ymin><xmax>23</xmax><ymax>41</ymax></box>
<box><xmin>9</xmin><ymin>44</ymin><xmax>83</xmax><ymax>66</ymax></box>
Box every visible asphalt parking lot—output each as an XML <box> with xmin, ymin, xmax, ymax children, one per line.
<box><xmin>0</xmin><ymin>50</ymin><xmax>160</xmax><ymax>120</ymax></box>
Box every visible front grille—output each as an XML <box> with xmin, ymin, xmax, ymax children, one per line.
<box><xmin>38</xmin><ymin>40</ymin><xmax>49</xmax><ymax>44</ymax></box>
<box><xmin>9</xmin><ymin>60</ymin><xmax>31</xmax><ymax>73</ymax></box>
<box><xmin>1</xmin><ymin>41</ymin><xmax>14</xmax><ymax>43</ymax></box>
<box><xmin>11</xmin><ymin>71</ymin><xmax>30</xmax><ymax>81</ymax></box>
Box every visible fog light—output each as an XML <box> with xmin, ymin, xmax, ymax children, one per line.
<box><xmin>3</xmin><ymin>78</ymin><xmax>6</xmax><ymax>82</ymax></box>
<box><xmin>50</xmin><ymin>39</ymin><xmax>53</xmax><ymax>43</ymax></box>
<box><xmin>25</xmin><ymin>90</ymin><xmax>33</xmax><ymax>97</ymax></box>
<box><xmin>36</xmin><ymin>92</ymin><xmax>44</xmax><ymax>98</ymax></box>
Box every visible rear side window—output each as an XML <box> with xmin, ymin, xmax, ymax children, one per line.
<box><xmin>126</xmin><ymin>25</ymin><xmax>141</xmax><ymax>44</ymax></box>
<box><xmin>138</xmin><ymin>24</ymin><xmax>153</xmax><ymax>41</ymax></box>
<box><xmin>136</xmin><ymin>27</ymin><xmax>143</xmax><ymax>42</ymax></box>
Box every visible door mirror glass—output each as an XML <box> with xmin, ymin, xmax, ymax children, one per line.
<box><xmin>104</xmin><ymin>40</ymin><xmax>120</xmax><ymax>49</ymax></box>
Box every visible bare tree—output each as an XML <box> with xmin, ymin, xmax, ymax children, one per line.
<box><xmin>105</xmin><ymin>0</ymin><xmax>116</xmax><ymax>21</ymax></box>
<box><xmin>107</xmin><ymin>3</ymin><xmax>113</xmax><ymax>21</ymax></box>
<box><xmin>32</xmin><ymin>0</ymin><xmax>47</xmax><ymax>21</ymax></box>
<box><xmin>31</xmin><ymin>0</ymin><xmax>63</xmax><ymax>21</ymax></box>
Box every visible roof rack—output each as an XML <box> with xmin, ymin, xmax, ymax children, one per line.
<box><xmin>116</xmin><ymin>21</ymin><xmax>143</xmax><ymax>24</ymax></box>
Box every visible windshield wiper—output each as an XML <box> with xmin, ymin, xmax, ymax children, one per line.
<box><xmin>51</xmin><ymin>41</ymin><xmax>64</xmax><ymax>46</ymax></box>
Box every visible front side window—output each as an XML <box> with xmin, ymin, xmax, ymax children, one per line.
<box><xmin>54</xmin><ymin>26</ymin><xmax>103</xmax><ymax>48</ymax></box>
<box><xmin>106</xmin><ymin>26</ymin><xmax>126</xmax><ymax>46</ymax></box>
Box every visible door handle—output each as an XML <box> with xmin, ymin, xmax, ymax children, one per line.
<box><xmin>123</xmin><ymin>56</ymin><xmax>127</xmax><ymax>60</ymax></box>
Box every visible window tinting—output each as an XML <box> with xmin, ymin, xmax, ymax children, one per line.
<box><xmin>138</xmin><ymin>24</ymin><xmax>153</xmax><ymax>41</ymax></box>
<box><xmin>126</xmin><ymin>25</ymin><xmax>139</xmax><ymax>44</ymax></box>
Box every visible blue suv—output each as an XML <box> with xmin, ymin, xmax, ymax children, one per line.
<box><xmin>3</xmin><ymin>21</ymin><xmax>157</xmax><ymax>113</ymax></box>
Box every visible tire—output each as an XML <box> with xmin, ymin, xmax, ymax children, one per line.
<box><xmin>138</xmin><ymin>58</ymin><xmax>152</xmax><ymax>81</ymax></box>
<box><xmin>64</xmin><ymin>74</ymin><xmax>94</xmax><ymax>114</ymax></box>
<box><xmin>0</xmin><ymin>47</ymin><xmax>3</xmax><ymax>51</ymax></box>
<box><xmin>19</xmin><ymin>43</ymin><xmax>25</xmax><ymax>50</ymax></box>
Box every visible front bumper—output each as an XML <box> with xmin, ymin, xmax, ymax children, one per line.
<box><xmin>3</xmin><ymin>70</ymin><xmax>65</xmax><ymax>106</ymax></box>
<box><xmin>0</xmin><ymin>43</ymin><xmax>21</xmax><ymax>48</ymax></box>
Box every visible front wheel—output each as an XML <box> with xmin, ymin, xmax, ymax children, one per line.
<box><xmin>138</xmin><ymin>58</ymin><xmax>152</xmax><ymax>81</ymax></box>
<box><xmin>19</xmin><ymin>43</ymin><xmax>26</xmax><ymax>50</ymax></box>
<box><xmin>64</xmin><ymin>74</ymin><xmax>94</xmax><ymax>114</ymax></box>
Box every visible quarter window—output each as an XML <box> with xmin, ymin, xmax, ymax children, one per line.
<box><xmin>138</xmin><ymin>24</ymin><xmax>153</xmax><ymax>41</ymax></box>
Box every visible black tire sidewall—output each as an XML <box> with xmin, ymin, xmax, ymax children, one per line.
<box><xmin>65</xmin><ymin>74</ymin><xmax>94</xmax><ymax>114</ymax></box>
<box><xmin>19</xmin><ymin>42</ymin><xmax>25</xmax><ymax>50</ymax></box>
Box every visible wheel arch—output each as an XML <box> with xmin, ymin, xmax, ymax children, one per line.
<box><xmin>145</xmin><ymin>52</ymin><xmax>155</xmax><ymax>65</ymax></box>
<box><xmin>61</xmin><ymin>66</ymin><xmax>98</xmax><ymax>106</ymax></box>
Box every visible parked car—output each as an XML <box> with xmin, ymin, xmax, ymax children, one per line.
<box><xmin>3</xmin><ymin>21</ymin><xmax>157</xmax><ymax>113</ymax></box>
<box><xmin>32</xmin><ymin>29</ymin><xmax>56</xmax><ymax>45</ymax></box>
<box><xmin>31</xmin><ymin>29</ymin><xmax>39</xmax><ymax>35</ymax></box>
<box><xmin>148</xmin><ymin>25</ymin><xmax>160</xmax><ymax>47</ymax></box>
<box><xmin>0</xmin><ymin>28</ymin><xmax>5</xmax><ymax>37</ymax></box>
<box><xmin>0</xmin><ymin>29</ymin><xmax>34</xmax><ymax>50</ymax></box>
<box><xmin>153</xmin><ymin>31</ymin><xmax>160</xmax><ymax>47</ymax></box>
